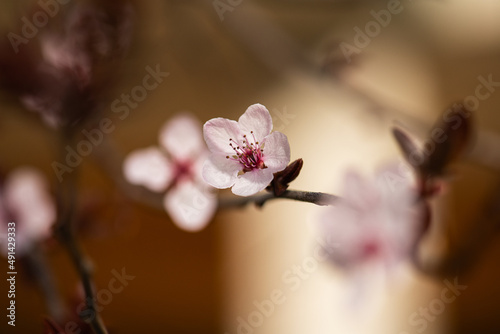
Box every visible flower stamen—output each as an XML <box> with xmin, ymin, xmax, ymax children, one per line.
<box><xmin>226</xmin><ymin>131</ymin><xmax>266</xmax><ymax>172</ymax></box>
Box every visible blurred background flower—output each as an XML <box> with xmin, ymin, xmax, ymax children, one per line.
<box><xmin>0</xmin><ymin>167</ymin><xmax>55</xmax><ymax>255</ymax></box>
<box><xmin>123</xmin><ymin>113</ymin><xmax>217</xmax><ymax>231</ymax></box>
<box><xmin>0</xmin><ymin>0</ymin><xmax>133</xmax><ymax>128</ymax></box>
<box><xmin>318</xmin><ymin>166</ymin><xmax>422</xmax><ymax>272</ymax></box>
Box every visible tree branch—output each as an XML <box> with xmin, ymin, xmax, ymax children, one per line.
<box><xmin>55</xmin><ymin>132</ymin><xmax>108</xmax><ymax>334</ymax></box>
<box><xmin>25</xmin><ymin>244</ymin><xmax>65</xmax><ymax>322</ymax></box>
<box><xmin>218</xmin><ymin>189</ymin><xmax>338</xmax><ymax>209</ymax></box>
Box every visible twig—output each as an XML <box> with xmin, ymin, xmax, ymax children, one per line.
<box><xmin>218</xmin><ymin>189</ymin><xmax>338</xmax><ymax>208</ymax></box>
<box><xmin>58</xmin><ymin>226</ymin><xmax>108</xmax><ymax>334</ymax></box>
<box><xmin>55</xmin><ymin>132</ymin><xmax>108</xmax><ymax>334</ymax></box>
<box><xmin>25</xmin><ymin>244</ymin><xmax>65</xmax><ymax>322</ymax></box>
<box><xmin>95</xmin><ymin>138</ymin><xmax>338</xmax><ymax>211</ymax></box>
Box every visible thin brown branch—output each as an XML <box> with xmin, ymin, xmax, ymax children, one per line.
<box><xmin>25</xmin><ymin>244</ymin><xmax>65</xmax><ymax>322</ymax></box>
<box><xmin>218</xmin><ymin>189</ymin><xmax>338</xmax><ymax>209</ymax></box>
<box><xmin>95</xmin><ymin>138</ymin><xmax>339</xmax><ymax>211</ymax></box>
<box><xmin>55</xmin><ymin>132</ymin><xmax>108</xmax><ymax>334</ymax></box>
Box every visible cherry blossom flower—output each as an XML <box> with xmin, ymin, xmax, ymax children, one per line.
<box><xmin>0</xmin><ymin>1</ymin><xmax>133</xmax><ymax>128</ymax></box>
<box><xmin>318</xmin><ymin>166</ymin><xmax>423</xmax><ymax>271</ymax></box>
<box><xmin>0</xmin><ymin>167</ymin><xmax>56</xmax><ymax>255</ymax></box>
<box><xmin>202</xmin><ymin>104</ymin><xmax>291</xmax><ymax>196</ymax></box>
<box><xmin>123</xmin><ymin>113</ymin><xmax>217</xmax><ymax>232</ymax></box>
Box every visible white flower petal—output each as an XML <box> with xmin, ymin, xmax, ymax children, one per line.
<box><xmin>3</xmin><ymin>167</ymin><xmax>56</xmax><ymax>252</ymax></box>
<box><xmin>202</xmin><ymin>155</ymin><xmax>240</xmax><ymax>189</ymax></box>
<box><xmin>192</xmin><ymin>151</ymin><xmax>210</xmax><ymax>184</ymax></box>
<box><xmin>375</xmin><ymin>163</ymin><xmax>415</xmax><ymax>202</ymax></box>
<box><xmin>262</xmin><ymin>131</ymin><xmax>290</xmax><ymax>172</ymax></box>
<box><xmin>319</xmin><ymin>207</ymin><xmax>363</xmax><ymax>266</ymax></box>
<box><xmin>159</xmin><ymin>113</ymin><xmax>204</xmax><ymax>160</ymax></box>
<box><xmin>164</xmin><ymin>182</ymin><xmax>217</xmax><ymax>232</ymax></box>
<box><xmin>231</xmin><ymin>169</ymin><xmax>274</xmax><ymax>196</ymax></box>
<box><xmin>238</xmin><ymin>104</ymin><xmax>273</xmax><ymax>140</ymax></box>
<box><xmin>342</xmin><ymin>170</ymin><xmax>379</xmax><ymax>210</ymax></box>
<box><xmin>123</xmin><ymin>147</ymin><xmax>172</xmax><ymax>192</ymax></box>
<box><xmin>203</xmin><ymin>118</ymin><xmax>243</xmax><ymax>154</ymax></box>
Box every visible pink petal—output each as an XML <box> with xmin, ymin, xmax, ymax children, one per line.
<box><xmin>202</xmin><ymin>155</ymin><xmax>240</xmax><ymax>189</ymax></box>
<box><xmin>319</xmin><ymin>215</ymin><xmax>361</xmax><ymax>266</ymax></box>
<box><xmin>238</xmin><ymin>104</ymin><xmax>273</xmax><ymax>141</ymax></box>
<box><xmin>192</xmin><ymin>151</ymin><xmax>210</xmax><ymax>184</ymax></box>
<box><xmin>262</xmin><ymin>131</ymin><xmax>290</xmax><ymax>172</ymax></box>
<box><xmin>231</xmin><ymin>169</ymin><xmax>274</xmax><ymax>196</ymax></box>
<box><xmin>164</xmin><ymin>181</ymin><xmax>217</xmax><ymax>232</ymax></box>
<box><xmin>342</xmin><ymin>171</ymin><xmax>379</xmax><ymax>210</ymax></box>
<box><xmin>3</xmin><ymin>168</ymin><xmax>56</xmax><ymax>252</ymax></box>
<box><xmin>159</xmin><ymin>113</ymin><xmax>204</xmax><ymax>160</ymax></box>
<box><xmin>375</xmin><ymin>163</ymin><xmax>415</xmax><ymax>201</ymax></box>
<box><xmin>123</xmin><ymin>147</ymin><xmax>172</xmax><ymax>192</ymax></box>
<box><xmin>41</xmin><ymin>35</ymin><xmax>91</xmax><ymax>83</ymax></box>
<box><xmin>343</xmin><ymin>171</ymin><xmax>365</xmax><ymax>201</ymax></box>
<box><xmin>203</xmin><ymin>118</ymin><xmax>243</xmax><ymax>154</ymax></box>
<box><xmin>318</xmin><ymin>166</ymin><xmax>422</xmax><ymax>271</ymax></box>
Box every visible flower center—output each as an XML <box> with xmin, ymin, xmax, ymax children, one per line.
<box><xmin>226</xmin><ymin>131</ymin><xmax>266</xmax><ymax>172</ymax></box>
<box><xmin>174</xmin><ymin>160</ymin><xmax>194</xmax><ymax>183</ymax></box>
<box><xmin>361</xmin><ymin>239</ymin><xmax>380</xmax><ymax>258</ymax></box>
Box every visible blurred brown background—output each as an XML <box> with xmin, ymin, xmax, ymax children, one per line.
<box><xmin>1</xmin><ymin>0</ymin><xmax>500</xmax><ymax>333</ymax></box>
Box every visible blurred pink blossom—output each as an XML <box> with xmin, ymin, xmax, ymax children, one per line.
<box><xmin>0</xmin><ymin>167</ymin><xmax>56</xmax><ymax>255</ymax></box>
<box><xmin>0</xmin><ymin>1</ymin><xmax>133</xmax><ymax>128</ymax></box>
<box><xmin>123</xmin><ymin>114</ymin><xmax>217</xmax><ymax>232</ymax></box>
<box><xmin>202</xmin><ymin>104</ymin><xmax>291</xmax><ymax>196</ymax></box>
<box><xmin>318</xmin><ymin>166</ymin><xmax>423</xmax><ymax>272</ymax></box>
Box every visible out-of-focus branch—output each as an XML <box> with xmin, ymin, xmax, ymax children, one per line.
<box><xmin>25</xmin><ymin>244</ymin><xmax>65</xmax><ymax>322</ymax></box>
<box><xmin>55</xmin><ymin>133</ymin><xmax>108</xmax><ymax>334</ymax></box>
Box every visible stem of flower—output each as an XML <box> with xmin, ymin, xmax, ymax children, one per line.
<box><xmin>218</xmin><ymin>189</ymin><xmax>338</xmax><ymax>208</ymax></box>
<box><xmin>58</xmin><ymin>225</ymin><xmax>108</xmax><ymax>334</ymax></box>
<box><xmin>94</xmin><ymin>138</ymin><xmax>339</xmax><ymax>212</ymax></box>
<box><xmin>25</xmin><ymin>244</ymin><xmax>65</xmax><ymax>322</ymax></box>
<box><xmin>55</xmin><ymin>131</ymin><xmax>108</xmax><ymax>334</ymax></box>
